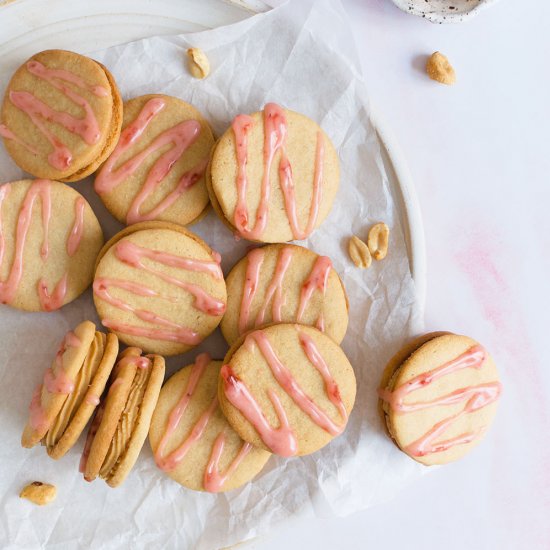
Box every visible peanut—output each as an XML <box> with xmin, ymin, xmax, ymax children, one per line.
<box><xmin>368</xmin><ymin>222</ymin><xmax>390</xmax><ymax>261</ymax></box>
<box><xmin>187</xmin><ymin>47</ymin><xmax>210</xmax><ymax>79</ymax></box>
<box><xmin>20</xmin><ymin>481</ymin><xmax>57</xmax><ymax>506</ymax></box>
<box><xmin>348</xmin><ymin>235</ymin><xmax>372</xmax><ymax>269</ymax></box>
<box><xmin>426</xmin><ymin>52</ymin><xmax>456</xmax><ymax>85</ymax></box>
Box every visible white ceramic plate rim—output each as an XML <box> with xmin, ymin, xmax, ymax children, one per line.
<box><xmin>390</xmin><ymin>0</ymin><xmax>500</xmax><ymax>23</ymax></box>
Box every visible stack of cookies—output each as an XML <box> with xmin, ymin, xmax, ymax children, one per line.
<box><xmin>1</xmin><ymin>49</ymin><xmax>501</xmax><ymax>495</ymax></box>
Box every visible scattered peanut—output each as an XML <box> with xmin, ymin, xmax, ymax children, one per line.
<box><xmin>426</xmin><ymin>52</ymin><xmax>456</xmax><ymax>85</ymax></box>
<box><xmin>19</xmin><ymin>481</ymin><xmax>57</xmax><ymax>506</ymax></box>
<box><xmin>367</xmin><ymin>222</ymin><xmax>390</xmax><ymax>261</ymax></box>
<box><xmin>187</xmin><ymin>47</ymin><xmax>210</xmax><ymax>79</ymax></box>
<box><xmin>348</xmin><ymin>236</ymin><xmax>372</xmax><ymax>269</ymax></box>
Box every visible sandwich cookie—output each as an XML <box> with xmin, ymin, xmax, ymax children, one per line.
<box><xmin>149</xmin><ymin>354</ymin><xmax>271</xmax><ymax>492</ymax></box>
<box><xmin>0</xmin><ymin>49</ymin><xmax>122</xmax><ymax>182</ymax></box>
<box><xmin>93</xmin><ymin>221</ymin><xmax>227</xmax><ymax>356</ymax></box>
<box><xmin>95</xmin><ymin>94</ymin><xmax>215</xmax><ymax>227</ymax></box>
<box><xmin>219</xmin><ymin>323</ymin><xmax>356</xmax><ymax>457</ymax></box>
<box><xmin>0</xmin><ymin>179</ymin><xmax>103</xmax><ymax>312</ymax></box>
<box><xmin>208</xmin><ymin>102</ymin><xmax>339</xmax><ymax>243</ymax></box>
<box><xmin>378</xmin><ymin>332</ymin><xmax>502</xmax><ymax>465</ymax></box>
<box><xmin>80</xmin><ymin>347</ymin><xmax>165</xmax><ymax>487</ymax></box>
<box><xmin>21</xmin><ymin>320</ymin><xmax>119</xmax><ymax>457</ymax></box>
<box><xmin>222</xmin><ymin>243</ymin><xmax>348</xmax><ymax>345</ymax></box>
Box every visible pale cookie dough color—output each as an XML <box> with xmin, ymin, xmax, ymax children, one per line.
<box><xmin>149</xmin><ymin>354</ymin><xmax>271</xmax><ymax>492</ymax></box>
<box><xmin>378</xmin><ymin>333</ymin><xmax>502</xmax><ymax>466</ymax></box>
<box><xmin>95</xmin><ymin>94</ymin><xmax>214</xmax><ymax>226</ymax></box>
<box><xmin>222</xmin><ymin>243</ymin><xmax>348</xmax><ymax>345</ymax></box>
<box><xmin>0</xmin><ymin>179</ymin><xmax>103</xmax><ymax>312</ymax></box>
<box><xmin>21</xmin><ymin>321</ymin><xmax>119</xmax><ymax>454</ymax></box>
<box><xmin>80</xmin><ymin>347</ymin><xmax>165</xmax><ymax>488</ymax></box>
<box><xmin>208</xmin><ymin>103</ymin><xmax>339</xmax><ymax>243</ymax></box>
<box><xmin>219</xmin><ymin>324</ymin><xmax>356</xmax><ymax>457</ymax></box>
<box><xmin>0</xmin><ymin>49</ymin><xmax>122</xmax><ymax>182</ymax></box>
<box><xmin>93</xmin><ymin>222</ymin><xmax>227</xmax><ymax>356</ymax></box>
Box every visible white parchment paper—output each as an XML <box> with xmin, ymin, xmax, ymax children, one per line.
<box><xmin>0</xmin><ymin>1</ymin><xmax>425</xmax><ymax>548</ymax></box>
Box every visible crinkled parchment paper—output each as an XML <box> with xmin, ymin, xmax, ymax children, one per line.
<box><xmin>0</xmin><ymin>1</ymin><xmax>425</xmax><ymax>548</ymax></box>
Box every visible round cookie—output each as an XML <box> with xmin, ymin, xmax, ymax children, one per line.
<box><xmin>21</xmin><ymin>321</ymin><xmax>118</xmax><ymax>453</ymax></box>
<box><xmin>208</xmin><ymin>103</ymin><xmax>340</xmax><ymax>243</ymax></box>
<box><xmin>378</xmin><ymin>332</ymin><xmax>502</xmax><ymax>466</ymax></box>
<box><xmin>0</xmin><ymin>179</ymin><xmax>104</xmax><ymax>312</ymax></box>
<box><xmin>94</xmin><ymin>94</ymin><xmax>215</xmax><ymax>226</ymax></box>
<box><xmin>80</xmin><ymin>347</ymin><xmax>165</xmax><ymax>488</ymax></box>
<box><xmin>93</xmin><ymin>222</ymin><xmax>227</xmax><ymax>356</ymax></box>
<box><xmin>222</xmin><ymin>243</ymin><xmax>348</xmax><ymax>345</ymax></box>
<box><xmin>0</xmin><ymin>49</ymin><xmax>122</xmax><ymax>182</ymax></box>
<box><xmin>218</xmin><ymin>323</ymin><xmax>356</xmax><ymax>457</ymax></box>
<box><xmin>149</xmin><ymin>354</ymin><xmax>271</xmax><ymax>492</ymax></box>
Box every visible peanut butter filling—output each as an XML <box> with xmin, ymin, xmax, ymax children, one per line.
<box><xmin>45</xmin><ymin>332</ymin><xmax>105</xmax><ymax>449</ymax></box>
<box><xmin>99</xmin><ymin>364</ymin><xmax>151</xmax><ymax>480</ymax></box>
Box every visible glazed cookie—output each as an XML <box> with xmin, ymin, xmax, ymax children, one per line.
<box><xmin>208</xmin><ymin>103</ymin><xmax>339</xmax><ymax>243</ymax></box>
<box><xmin>93</xmin><ymin>222</ymin><xmax>227</xmax><ymax>356</ymax></box>
<box><xmin>219</xmin><ymin>323</ymin><xmax>356</xmax><ymax>457</ymax></box>
<box><xmin>222</xmin><ymin>243</ymin><xmax>348</xmax><ymax>345</ymax></box>
<box><xmin>21</xmin><ymin>321</ymin><xmax>119</xmax><ymax>455</ymax></box>
<box><xmin>0</xmin><ymin>49</ymin><xmax>122</xmax><ymax>182</ymax></box>
<box><xmin>149</xmin><ymin>354</ymin><xmax>271</xmax><ymax>492</ymax></box>
<box><xmin>80</xmin><ymin>347</ymin><xmax>165</xmax><ymax>488</ymax></box>
<box><xmin>0</xmin><ymin>179</ymin><xmax>104</xmax><ymax>312</ymax></box>
<box><xmin>378</xmin><ymin>332</ymin><xmax>502</xmax><ymax>466</ymax></box>
<box><xmin>95</xmin><ymin>94</ymin><xmax>215</xmax><ymax>226</ymax></box>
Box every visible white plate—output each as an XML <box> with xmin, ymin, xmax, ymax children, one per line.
<box><xmin>0</xmin><ymin>0</ymin><xmax>426</xmax><ymax>307</ymax></box>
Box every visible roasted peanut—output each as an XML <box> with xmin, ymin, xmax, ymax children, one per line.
<box><xmin>348</xmin><ymin>236</ymin><xmax>372</xmax><ymax>269</ymax></box>
<box><xmin>426</xmin><ymin>52</ymin><xmax>456</xmax><ymax>85</ymax></box>
<box><xmin>187</xmin><ymin>47</ymin><xmax>210</xmax><ymax>79</ymax></box>
<box><xmin>20</xmin><ymin>481</ymin><xmax>57</xmax><ymax>506</ymax></box>
<box><xmin>368</xmin><ymin>222</ymin><xmax>389</xmax><ymax>261</ymax></box>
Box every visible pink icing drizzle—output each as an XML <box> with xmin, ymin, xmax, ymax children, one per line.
<box><xmin>296</xmin><ymin>255</ymin><xmax>332</xmax><ymax>329</ymax></box>
<box><xmin>85</xmin><ymin>392</ymin><xmax>101</xmax><ymax>406</ymax></box>
<box><xmin>4</xmin><ymin>60</ymin><xmax>107</xmax><ymax>170</ymax></box>
<box><xmin>94</xmin><ymin>240</ymin><xmax>224</xmax><ymax>344</ymax></box>
<box><xmin>94</xmin><ymin>278</ymin><xmax>202</xmax><ymax>345</ymax></box>
<box><xmin>155</xmin><ymin>352</ymin><xmax>212</xmax><ymax>470</ymax></box>
<box><xmin>378</xmin><ymin>345</ymin><xmax>503</xmax><ymax>457</ymax></box>
<box><xmin>0</xmin><ymin>124</ymin><xmax>39</xmax><ymax>154</ymax></box>
<box><xmin>255</xmin><ymin>246</ymin><xmax>293</xmax><ymax>326</ymax></box>
<box><xmin>221</xmin><ymin>364</ymin><xmax>296</xmax><ymax>457</ymax></box>
<box><xmin>238</xmin><ymin>247</ymin><xmax>331</xmax><ymax>336</ymax></box>
<box><xmin>29</xmin><ymin>385</ymin><xmax>49</xmax><ymax>433</ymax></box>
<box><xmin>231</xmin><ymin>103</ymin><xmax>325</xmax><ymax>240</ymax></box>
<box><xmin>67</xmin><ymin>197</ymin><xmax>86</xmax><ymax>256</ymax></box>
<box><xmin>95</xmin><ymin>97</ymin><xmax>207</xmax><ymax>224</ymax></box>
<box><xmin>28</xmin><ymin>329</ymin><xmax>81</xmax><ymax>431</ymax></box>
<box><xmin>155</xmin><ymin>353</ymin><xmax>254</xmax><ymax>492</ymax></box>
<box><xmin>0</xmin><ymin>180</ymin><xmax>83</xmax><ymax>310</ymax></box>
<box><xmin>0</xmin><ymin>184</ymin><xmax>11</xmax><ymax>267</ymax></box>
<box><xmin>203</xmin><ymin>433</ymin><xmax>252</xmax><ymax>493</ymax></box>
<box><xmin>221</xmin><ymin>328</ymin><xmax>348</xmax><ymax>456</ymax></box>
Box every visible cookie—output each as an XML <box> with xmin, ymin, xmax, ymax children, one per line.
<box><xmin>218</xmin><ymin>323</ymin><xmax>356</xmax><ymax>457</ymax></box>
<box><xmin>0</xmin><ymin>49</ymin><xmax>122</xmax><ymax>182</ymax></box>
<box><xmin>21</xmin><ymin>321</ymin><xmax>119</xmax><ymax>455</ymax></box>
<box><xmin>378</xmin><ymin>332</ymin><xmax>502</xmax><ymax>465</ymax></box>
<box><xmin>208</xmin><ymin>103</ymin><xmax>339</xmax><ymax>243</ymax></box>
<box><xmin>80</xmin><ymin>347</ymin><xmax>165</xmax><ymax>487</ymax></box>
<box><xmin>149</xmin><ymin>354</ymin><xmax>271</xmax><ymax>492</ymax></box>
<box><xmin>0</xmin><ymin>179</ymin><xmax>104</xmax><ymax>312</ymax></box>
<box><xmin>222</xmin><ymin>243</ymin><xmax>348</xmax><ymax>345</ymax></box>
<box><xmin>93</xmin><ymin>221</ymin><xmax>226</xmax><ymax>356</ymax></box>
<box><xmin>94</xmin><ymin>94</ymin><xmax>214</xmax><ymax>226</ymax></box>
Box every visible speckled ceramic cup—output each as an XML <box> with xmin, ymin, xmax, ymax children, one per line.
<box><xmin>390</xmin><ymin>0</ymin><xmax>499</xmax><ymax>23</ymax></box>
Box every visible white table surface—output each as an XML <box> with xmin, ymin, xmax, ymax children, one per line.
<box><xmin>254</xmin><ymin>1</ymin><xmax>550</xmax><ymax>549</ymax></box>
